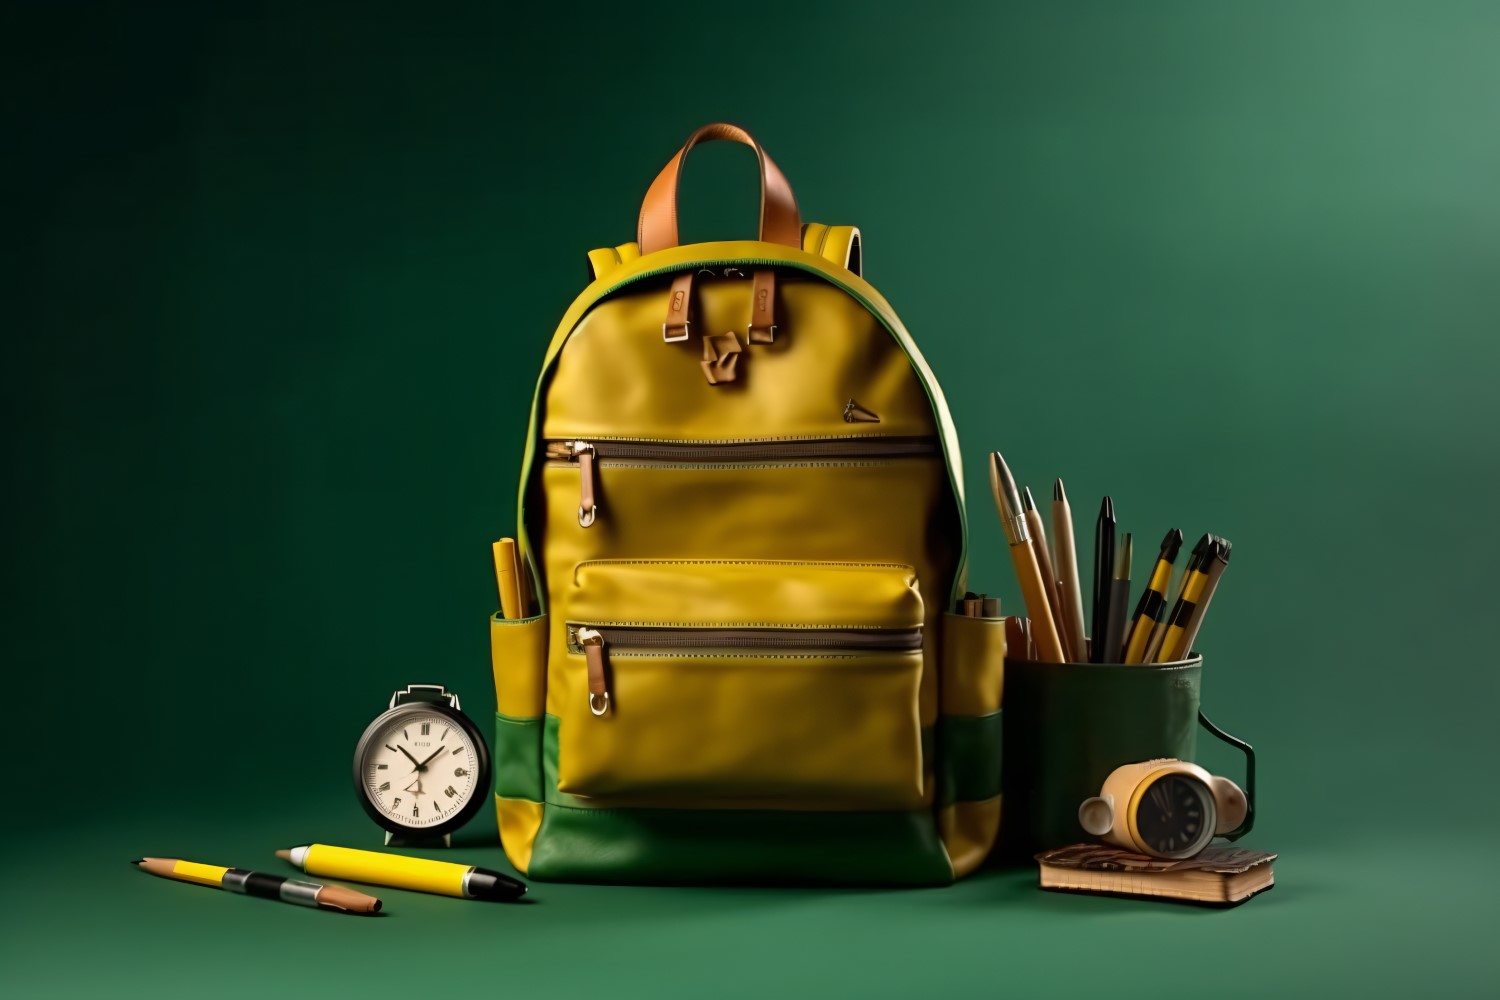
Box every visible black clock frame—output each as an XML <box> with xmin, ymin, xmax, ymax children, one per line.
<box><xmin>1134</xmin><ymin>772</ymin><xmax>1216</xmax><ymax>860</ymax></box>
<box><xmin>352</xmin><ymin>699</ymin><xmax>492</xmax><ymax>839</ymax></box>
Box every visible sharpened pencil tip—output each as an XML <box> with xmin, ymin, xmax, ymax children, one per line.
<box><xmin>1021</xmin><ymin>486</ymin><xmax>1036</xmax><ymax>512</ymax></box>
<box><xmin>130</xmin><ymin>859</ymin><xmax>144</xmax><ymax>865</ymax></box>
<box><xmin>275</xmin><ymin>849</ymin><xmax>292</xmax><ymax>862</ymax></box>
<box><xmin>1052</xmin><ymin>478</ymin><xmax>1065</xmax><ymax>502</ymax></box>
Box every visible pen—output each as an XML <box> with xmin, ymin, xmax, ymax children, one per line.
<box><xmin>988</xmin><ymin>452</ymin><xmax>1065</xmax><ymax>663</ymax></box>
<box><xmin>1022</xmin><ymin>487</ymin><xmax>1072</xmax><ymax>660</ymax></box>
<box><xmin>1102</xmin><ymin>532</ymin><xmax>1133</xmax><ymax>662</ymax></box>
<box><xmin>1051</xmin><ymin>480</ymin><xmax>1088</xmax><ymax>663</ymax></box>
<box><xmin>1123</xmin><ymin>528</ymin><xmax>1183</xmax><ymax>664</ymax></box>
<box><xmin>133</xmin><ymin>858</ymin><xmax>381</xmax><ymax>914</ymax></box>
<box><xmin>1090</xmin><ymin>496</ymin><xmax>1116</xmax><ymax>662</ymax></box>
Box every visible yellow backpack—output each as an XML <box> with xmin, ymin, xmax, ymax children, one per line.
<box><xmin>490</xmin><ymin>123</ymin><xmax>1004</xmax><ymax>884</ymax></box>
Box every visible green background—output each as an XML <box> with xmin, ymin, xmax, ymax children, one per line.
<box><xmin>7</xmin><ymin>1</ymin><xmax>1496</xmax><ymax>995</ymax></box>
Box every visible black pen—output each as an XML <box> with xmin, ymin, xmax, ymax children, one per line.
<box><xmin>1090</xmin><ymin>496</ymin><xmax>1116</xmax><ymax>662</ymax></box>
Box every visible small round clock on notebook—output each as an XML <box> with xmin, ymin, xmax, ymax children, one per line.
<box><xmin>1077</xmin><ymin>758</ymin><xmax>1247</xmax><ymax>860</ymax></box>
<box><xmin>352</xmin><ymin>685</ymin><xmax>491</xmax><ymax>847</ymax></box>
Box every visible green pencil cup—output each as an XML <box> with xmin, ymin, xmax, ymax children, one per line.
<box><xmin>997</xmin><ymin>655</ymin><xmax>1255</xmax><ymax>861</ymax></box>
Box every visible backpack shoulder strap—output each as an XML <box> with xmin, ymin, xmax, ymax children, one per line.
<box><xmin>584</xmin><ymin>223</ymin><xmax>862</xmax><ymax>284</ymax></box>
<box><xmin>585</xmin><ymin>242</ymin><xmax>642</xmax><ymax>283</ymax></box>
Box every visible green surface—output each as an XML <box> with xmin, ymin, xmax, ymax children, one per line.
<box><xmin>6</xmin><ymin>1</ymin><xmax>1498</xmax><ymax>996</ymax></box>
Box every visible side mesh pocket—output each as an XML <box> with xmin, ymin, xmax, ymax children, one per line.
<box><xmin>491</xmin><ymin>611</ymin><xmax>548</xmax><ymax>873</ymax></box>
<box><xmin>938</xmin><ymin>612</ymin><xmax>1005</xmax><ymax>877</ymax></box>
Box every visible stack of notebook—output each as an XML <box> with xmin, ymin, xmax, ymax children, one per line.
<box><xmin>1036</xmin><ymin>843</ymin><xmax>1276</xmax><ymax>906</ymax></box>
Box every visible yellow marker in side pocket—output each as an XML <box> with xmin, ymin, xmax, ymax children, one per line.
<box><xmin>494</xmin><ymin>538</ymin><xmax>522</xmax><ymax>620</ymax></box>
<box><xmin>277</xmin><ymin>844</ymin><xmax>527</xmax><ymax>901</ymax></box>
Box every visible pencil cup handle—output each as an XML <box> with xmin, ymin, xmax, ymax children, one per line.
<box><xmin>1197</xmin><ymin>709</ymin><xmax>1255</xmax><ymax>840</ymax></box>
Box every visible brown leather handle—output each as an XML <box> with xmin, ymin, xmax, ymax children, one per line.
<box><xmin>637</xmin><ymin>123</ymin><xmax>802</xmax><ymax>255</ymax></box>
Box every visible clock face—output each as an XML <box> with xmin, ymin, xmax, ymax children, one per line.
<box><xmin>1135</xmin><ymin>773</ymin><xmax>1216</xmax><ymax>858</ymax></box>
<box><xmin>357</xmin><ymin>708</ymin><xmax>483</xmax><ymax>830</ymax></box>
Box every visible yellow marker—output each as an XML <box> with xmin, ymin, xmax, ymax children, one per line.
<box><xmin>493</xmin><ymin>538</ymin><xmax>523</xmax><ymax>619</ymax></box>
<box><xmin>1154</xmin><ymin>536</ymin><xmax>1220</xmax><ymax>662</ymax></box>
<box><xmin>276</xmin><ymin>844</ymin><xmax>527</xmax><ymax>901</ymax></box>
<box><xmin>1123</xmin><ymin>529</ymin><xmax>1183</xmax><ymax>664</ymax></box>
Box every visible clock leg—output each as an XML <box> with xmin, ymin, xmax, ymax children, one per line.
<box><xmin>384</xmin><ymin>831</ymin><xmax>453</xmax><ymax>849</ymax></box>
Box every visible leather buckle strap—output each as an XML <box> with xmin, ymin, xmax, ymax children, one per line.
<box><xmin>662</xmin><ymin>271</ymin><xmax>694</xmax><ymax>343</ymax></box>
<box><xmin>663</xmin><ymin>268</ymin><xmax>779</xmax><ymax>352</ymax></box>
<box><xmin>747</xmin><ymin>270</ymin><xmax>777</xmax><ymax>344</ymax></box>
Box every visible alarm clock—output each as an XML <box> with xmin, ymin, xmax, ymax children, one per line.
<box><xmin>353</xmin><ymin>684</ymin><xmax>491</xmax><ymax>847</ymax></box>
<box><xmin>1077</xmin><ymin>758</ymin><xmax>1248</xmax><ymax>860</ymax></box>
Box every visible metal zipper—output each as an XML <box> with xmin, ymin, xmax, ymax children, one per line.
<box><xmin>566</xmin><ymin>624</ymin><xmax>923</xmax><ymax>652</ymax></box>
<box><xmin>545</xmin><ymin>436</ymin><xmax>939</xmax><ymax>527</ymax></box>
<box><xmin>567</xmin><ymin>624</ymin><xmax>924</xmax><ymax>718</ymax></box>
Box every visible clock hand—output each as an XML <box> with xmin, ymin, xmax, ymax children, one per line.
<box><xmin>414</xmin><ymin>746</ymin><xmax>447</xmax><ymax>771</ymax></box>
<box><xmin>396</xmin><ymin>745</ymin><xmax>421</xmax><ymax>769</ymax></box>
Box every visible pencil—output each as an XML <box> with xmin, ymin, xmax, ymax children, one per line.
<box><xmin>1142</xmin><ymin>533</ymin><xmax>1210</xmax><ymax>664</ymax></box>
<box><xmin>1102</xmin><ymin>532</ymin><xmax>1133</xmax><ymax>662</ymax></box>
<box><xmin>133</xmin><ymin>858</ymin><xmax>381</xmax><ymax>914</ymax></box>
<box><xmin>1123</xmin><ymin>528</ymin><xmax>1183</xmax><ymax>664</ymax></box>
<box><xmin>1051</xmin><ymin>479</ymin><xmax>1088</xmax><ymax>663</ymax></box>
<box><xmin>1174</xmin><ymin>536</ymin><xmax>1232</xmax><ymax>656</ymax></box>
<box><xmin>1154</xmin><ymin>534</ymin><xmax>1219</xmax><ymax>662</ymax></box>
<box><xmin>1023</xmin><ymin>487</ymin><xmax>1072</xmax><ymax>660</ymax></box>
<box><xmin>988</xmin><ymin>452</ymin><xmax>1066</xmax><ymax>663</ymax></box>
<box><xmin>1090</xmin><ymin>496</ymin><xmax>1116</xmax><ymax>662</ymax></box>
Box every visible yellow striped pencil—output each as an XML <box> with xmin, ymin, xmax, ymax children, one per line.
<box><xmin>1123</xmin><ymin>528</ymin><xmax>1183</xmax><ymax>664</ymax></box>
<box><xmin>1142</xmin><ymin>533</ymin><xmax>1210</xmax><ymax>663</ymax></box>
<box><xmin>1174</xmin><ymin>536</ymin><xmax>1232</xmax><ymax>656</ymax></box>
<box><xmin>1154</xmin><ymin>535</ymin><xmax>1220</xmax><ymax>662</ymax></box>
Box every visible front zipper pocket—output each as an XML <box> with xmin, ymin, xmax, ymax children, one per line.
<box><xmin>545</xmin><ymin>436</ymin><xmax>939</xmax><ymax>527</ymax></box>
<box><xmin>553</xmin><ymin>559</ymin><xmax>928</xmax><ymax>808</ymax></box>
<box><xmin>570</xmin><ymin>623</ymin><xmax>925</xmax><ymax>718</ymax></box>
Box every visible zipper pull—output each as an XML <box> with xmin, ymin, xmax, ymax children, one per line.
<box><xmin>574</xmin><ymin>443</ymin><xmax>598</xmax><ymax>527</ymax></box>
<box><xmin>577</xmin><ymin>627</ymin><xmax>610</xmax><ymax>716</ymax></box>
<box><xmin>549</xmin><ymin>441</ymin><xmax>599</xmax><ymax>526</ymax></box>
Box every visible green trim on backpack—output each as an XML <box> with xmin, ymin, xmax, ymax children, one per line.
<box><xmin>526</xmin><ymin>801</ymin><xmax>953</xmax><ymax>885</ymax></box>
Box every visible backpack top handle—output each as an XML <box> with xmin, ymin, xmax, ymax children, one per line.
<box><xmin>637</xmin><ymin>123</ymin><xmax>802</xmax><ymax>255</ymax></box>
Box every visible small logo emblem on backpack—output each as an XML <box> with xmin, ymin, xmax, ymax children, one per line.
<box><xmin>843</xmin><ymin>399</ymin><xmax>880</xmax><ymax>423</ymax></box>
